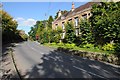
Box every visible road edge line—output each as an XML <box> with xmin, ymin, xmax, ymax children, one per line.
<box><xmin>9</xmin><ymin>48</ymin><xmax>22</xmax><ymax>80</ymax></box>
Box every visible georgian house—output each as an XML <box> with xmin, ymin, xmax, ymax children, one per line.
<box><xmin>52</xmin><ymin>2</ymin><xmax>98</xmax><ymax>39</ymax></box>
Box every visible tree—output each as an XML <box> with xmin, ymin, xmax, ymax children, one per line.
<box><xmin>90</xmin><ymin>2</ymin><xmax>120</xmax><ymax>45</ymax></box>
<box><xmin>47</xmin><ymin>16</ymin><xmax>54</xmax><ymax>28</ymax></box>
<box><xmin>28</xmin><ymin>27</ymin><xmax>37</xmax><ymax>40</ymax></box>
<box><xmin>1</xmin><ymin>10</ymin><xmax>18</xmax><ymax>32</ymax></box>
<box><xmin>1</xmin><ymin>10</ymin><xmax>18</xmax><ymax>43</ymax></box>
<box><xmin>1</xmin><ymin>10</ymin><xmax>28</xmax><ymax>44</ymax></box>
<box><xmin>79</xmin><ymin>19</ymin><xmax>93</xmax><ymax>44</ymax></box>
<box><xmin>53</xmin><ymin>26</ymin><xmax>62</xmax><ymax>43</ymax></box>
<box><xmin>63</xmin><ymin>22</ymin><xmax>76</xmax><ymax>43</ymax></box>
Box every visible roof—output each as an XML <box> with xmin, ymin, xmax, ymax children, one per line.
<box><xmin>53</xmin><ymin>2</ymin><xmax>99</xmax><ymax>23</ymax></box>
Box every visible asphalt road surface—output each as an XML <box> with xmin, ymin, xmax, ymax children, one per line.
<box><xmin>12</xmin><ymin>41</ymin><xmax>120</xmax><ymax>78</ymax></box>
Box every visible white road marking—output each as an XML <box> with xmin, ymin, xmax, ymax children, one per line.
<box><xmin>73</xmin><ymin>66</ymin><xmax>105</xmax><ymax>78</ymax></box>
<box><xmin>27</xmin><ymin>43</ymin><xmax>45</xmax><ymax>55</ymax></box>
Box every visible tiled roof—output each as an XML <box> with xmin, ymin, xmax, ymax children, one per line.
<box><xmin>53</xmin><ymin>2</ymin><xmax>99</xmax><ymax>23</ymax></box>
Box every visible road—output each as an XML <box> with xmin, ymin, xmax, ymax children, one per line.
<box><xmin>12</xmin><ymin>41</ymin><xmax>120</xmax><ymax>78</ymax></box>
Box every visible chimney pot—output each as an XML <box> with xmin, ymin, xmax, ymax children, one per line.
<box><xmin>71</xmin><ymin>2</ymin><xmax>75</xmax><ymax>11</ymax></box>
<box><xmin>58</xmin><ymin>9</ymin><xmax>62</xmax><ymax>18</ymax></box>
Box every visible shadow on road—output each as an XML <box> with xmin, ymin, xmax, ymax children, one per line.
<box><xmin>1</xmin><ymin>41</ymin><xmax>25</xmax><ymax>79</ymax></box>
<box><xmin>23</xmin><ymin>49</ymin><xmax>120</xmax><ymax>78</ymax></box>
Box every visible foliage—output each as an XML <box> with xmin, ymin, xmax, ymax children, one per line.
<box><xmin>1</xmin><ymin>10</ymin><xmax>18</xmax><ymax>32</ymax></box>
<box><xmin>50</xmin><ymin>42</ymin><xmax>56</xmax><ymax>45</ymax></box>
<box><xmin>79</xmin><ymin>19</ymin><xmax>93</xmax><ymax>44</ymax></box>
<box><xmin>63</xmin><ymin>22</ymin><xmax>76</xmax><ymax>43</ymax></box>
<box><xmin>54</xmin><ymin>26</ymin><xmax>62</xmax><ymax>43</ymax></box>
<box><xmin>114</xmin><ymin>43</ymin><xmax>120</xmax><ymax>54</ymax></box>
<box><xmin>90</xmin><ymin>2</ymin><xmax>120</xmax><ymax>45</ymax></box>
<box><xmin>20</xmin><ymin>33</ymin><xmax>28</xmax><ymax>41</ymax></box>
<box><xmin>65</xmin><ymin>43</ymin><xmax>76</xmax><ymax>48</ymax></box>
<box><xmin>83</xmin><ymin>43</ymin><xmax>94</xmax><ymax>49</ymax></box>
<box><xmin>1</xmin><ymin>10</ymin><xmax>26</xmax><ymax>44</ymax></box>
<box><xmin>28</xmin><ymin>15</ymin><xmax>62</xmax><ymax>44</ymax></box>
<box><xmin>102</xmin><ymin>43</ymin><xmax>115</xmax><ymax>51</ymax></box>
<box><xmin>29</xmin><ymin>2</ymin><xmax>120</xmax><ymax>60</ymax></box>
<box><xmin>40</xmin><ymin>28</ymin><xmax>49</xmax><ymax>43</ymax></box>
<box><xmin>28</xmin><ymin>27</ymin><xmax>37</xmax><ymax>40</ymax></box>
<box><xmin>47</xmin><ymin>16</ymin><xmax>54</xmax><ymax>28</ymax></box>
<box><xmin>57</xmin><ymin>42</ymin><xmax>64</xmax><ymax>46</ymax></box>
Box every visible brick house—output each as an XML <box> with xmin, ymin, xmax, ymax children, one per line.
<box><xmin>52</xmin><ymin>2</ymin><xmax>99</xmax><ymax>39</ymax></box>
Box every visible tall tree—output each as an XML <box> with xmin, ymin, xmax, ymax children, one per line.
<box><xmin>64</xmin><ymin>22</ymin><xmax>76</xmax><ymax>43</ymax></box>
<box><xmin>79</xmin><ymin>19</ymin><xmax>93</xmax><ymax>44</ymax></box>
<box><xmin>47</xmin><ymin>16</ymin><xmax>54</xmax><ymax>28</ymax></box>
<box><xmin>90</xmin><ymin>2</ymin><xmax>120</xmax><ymax>45</ymax></box>
<box><xmin>28</xmin><ymin>27</ymin><xmax>37</xmax><ymax>40</ymax></box>
<box><xmin>1</xmin><ymin>10</ymin><xmax>18</xmax><ymax>43</ymax></box>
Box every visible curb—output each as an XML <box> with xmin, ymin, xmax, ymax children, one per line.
<box><xmin>9</xmin><ymin>48</ymin><xmax>22</xmax><ymax>80</ymax></box>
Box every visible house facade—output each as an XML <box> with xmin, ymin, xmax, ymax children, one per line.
<box><xmin>52</xmin><ymin>2</ymin><xmax>99</xmax><ymax>39</ymax></box>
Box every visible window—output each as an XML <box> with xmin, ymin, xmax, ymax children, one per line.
<box><xmin>75</xmin><ymin>29</ymin><xmax>79</xmax><ymax>36</ymax></box>
<box><xmin>62</xmin><ymin>32</ymin><xmax>65</xmax><ymax>39</ymax></box>
<box><xmin>82</xmin><ymin>14</ymin><xmax>87</xmax><ymax>20</ymax></box>
<box><xmin>88</xmin><ymin>13</ymin><xmax>90</xmax><ymax>16</ymax></box>
<box><xmin>74</xmin><ymin>17</ymin><xmax>79</xmax><ymax>27</ymax></box>
<box><xmin>68</xmin><ymin>19</ymin><xmax>72</xmax><ymax>23</ymax></box>
<box><xmin>62</xmin><ymin>22</ymin><xmax>65</xmax><ymax>30</ymax></box>
<box><xmin>55</xmin><ymin>24</ymin><xmax>58</xmax><ymax>29</ymax></box>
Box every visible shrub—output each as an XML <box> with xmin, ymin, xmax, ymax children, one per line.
<box><xmin>83</xmin><ymin>43</ymin><xmax>94</xmax><ymax>49</ymax></box>
<box><xmin>64</xmin><ymin>22</ymin><xmax>76</xmax><ymax>44</ymax></box>
<box><xmin>57</xmin><ymin>42</ymin><xmax>64</xmax><ymax>46</ymax></box>
<box><xmin>50</xmin><ymin>42</ymin><xmax>56</xmax><ymax>45</ymax></box>
<box><xmin>94</xmin><ymin>46</ymin><xmax>100</xmax><ymax>50</ymax></box>
<box><xmin>102</xmin><ymin>43</ymin><xmax>115</xmax><ymax>51</ymax></box>
<box><xmin>65</xmin><ymin>43</ymin><xmax>76</xmax><ymax>48</ymax></box>
<box><xmin>115</xmin><ymin>43</ymin><xmax>120</xmax><ymax>54</ymax></box>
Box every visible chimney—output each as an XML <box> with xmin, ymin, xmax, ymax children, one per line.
<box><xmin>58</xmin><ymin>9</ymin><xmax>62</xmax><ymax>18</ymax></box>
<box><xmin>71</xmin><ymin>2</ymin><xmax>75</xmax><ymax>11</ymax></box>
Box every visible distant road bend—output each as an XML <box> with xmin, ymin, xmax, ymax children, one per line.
<box><xmin>12</xmin><ymin>41</ymin><xmax>120</xmax><ymax>78</ymax></box>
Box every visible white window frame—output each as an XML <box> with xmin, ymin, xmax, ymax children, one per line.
<box><xmin>55</xmin><ymin>24</ymin><xmax>58</xmax><ymax>29</ymax></box>
<box><xmin>75</xmin><ymin>17</ymin><xmax>79</xmax><ymax>27</ymax></box>
<box><xmin>62</xmin><ymin>22</ymin><xmax>65</xmax><ymax>30</ymax></box>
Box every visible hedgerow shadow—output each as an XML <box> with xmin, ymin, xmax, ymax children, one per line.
<box><xmin>23</xmin><ymin>49</ymin><xmax>120</xmax><ymax>78</ymax></box>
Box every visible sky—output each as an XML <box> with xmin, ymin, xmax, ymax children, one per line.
<box><xmin>2</xmin><ymin>2</ymin><xmax>87</xmax><ymax>34</ymax></box>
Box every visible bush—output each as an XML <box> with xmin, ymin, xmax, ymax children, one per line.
<box><xmin>50</xmin><ymin>42</ymin><xmax>56</xmax><ymax>45</ymax></box>
<box><xmin>65</xmin><ymin>43</ymin><xmax>76</xmax><ymax>48</ymax></box>
<box><xmin>57</xmin><ymin>42</ymin><xmax>64</xmax><ymax>46</ymax></box>
<box><xmin>20</xmin><ymin>34</ymin><xmax>28</xmax><ymax>41</ymax></box>
<box><xmin>94</xmin><ymin>46</ymin><xmax>100</xmax><ymax>50</ymax></box>
<box><xmin>102</xmin><ymin>43</ymin><xmax>115</xmax><ymax>51</ymax></box>
<box><xmin>115</xmin><ymin>43</ymin><xmax>120</xmax><ymax>53</ymax></box>
<box><xmin>83</xmin><ymin>43</ymin><xmax>94</xmax><ymax>49</ymax></box>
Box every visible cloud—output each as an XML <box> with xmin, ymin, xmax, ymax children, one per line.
<box><xmin>15</xmin><ymin>17</ymin><xmax>36</xmax><ymax>27</ymax></box>
<box><xmin>15</xmin><ymin>17</ymin><xmax>25</xmax><ymax>21</ymax></box>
